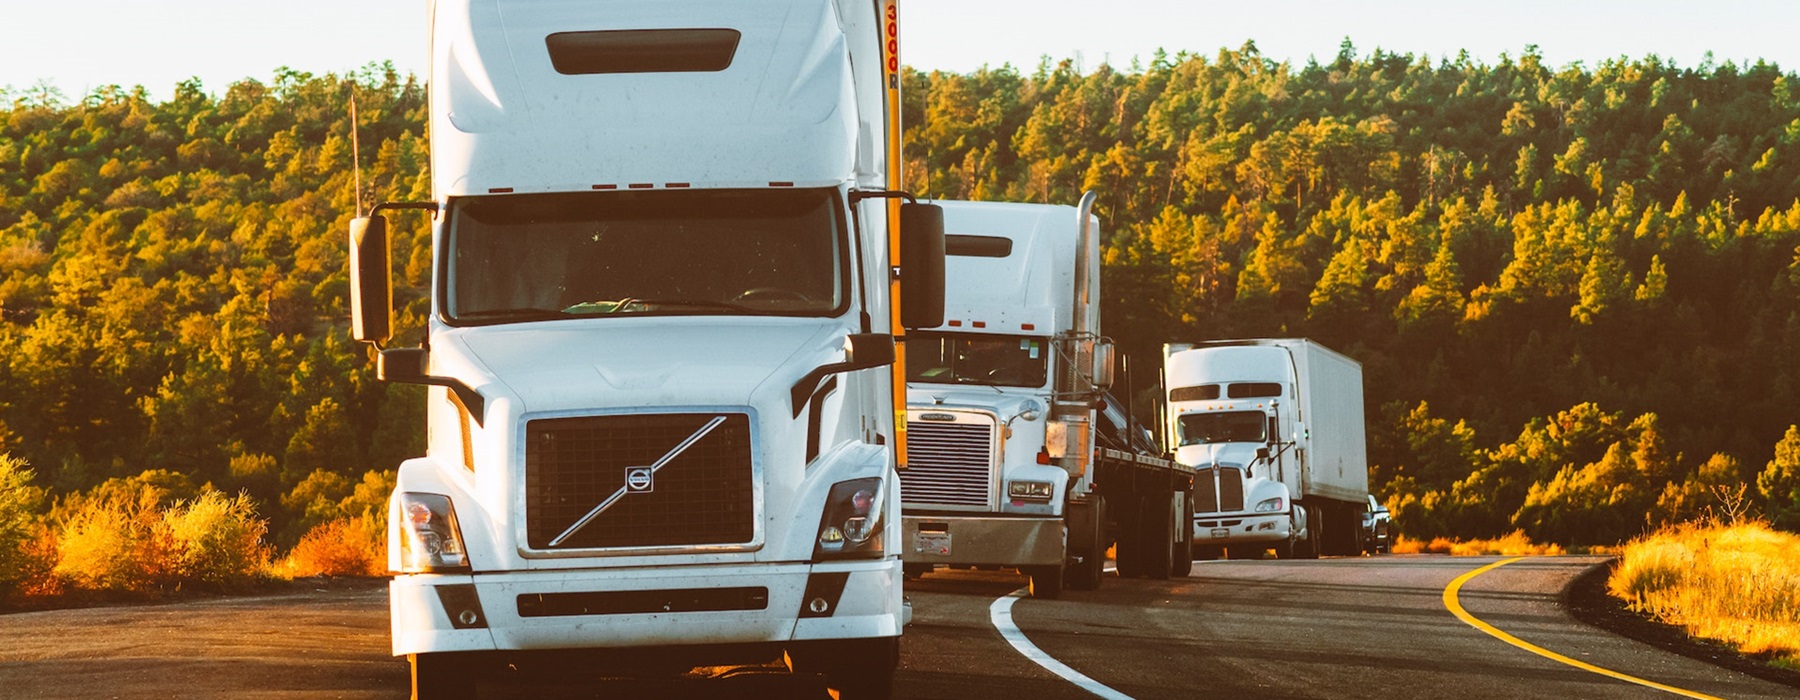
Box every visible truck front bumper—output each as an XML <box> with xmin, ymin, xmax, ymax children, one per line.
<box><xmin>900</xmin><ymin>514</ymin><xmax>1064</xmax><ymax>567</ymax></box>
<box><xmin>390</xmin><ymin>558</ymin><xmax>902</xmax><ymax>656</ymax></box>
<box><xmin>1192</xmin><ymin>513</ymin><xmax>1290</xmax><ymax>545</ymax></box>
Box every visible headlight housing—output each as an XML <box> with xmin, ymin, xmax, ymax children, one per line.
<box><xmin>1253</xmin><ymin>496</ymin><xmax>1285</xmax><ymax>513</ymax></box>
<box><xmin>396</xmin><ymin>492</ymin><xmax>470</xmax><ymax>573</ymax></box>
<box><xmin>1006</xmin><ymin>480</ymin><xmax>1055</xmax><ymax>502</ymax></box>
<box><xmin>814</xmin><ymin>477</ymin><xmax>885</xmax><ymax>560</ymax></box>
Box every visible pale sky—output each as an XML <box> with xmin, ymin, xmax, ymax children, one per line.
<box><xmin>2</xmin><ymin>1</ymin><xmax>1796</xmax><ymax>102</ymax></box>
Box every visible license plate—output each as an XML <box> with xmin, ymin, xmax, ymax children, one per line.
<box><xmin>1209</xmin><ymin>528</ymin><xmax>1230</xmax><ymax>539</ymax></box>
<box><xmin>913</xmin><ymin>532</ymin><xmax>952</xmax><ymax>556</ymax></box>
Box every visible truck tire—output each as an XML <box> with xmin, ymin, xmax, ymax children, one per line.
<box><xmin>1137</xmin><ymin>495</ymin><xmax>1173</xmax><ymax>580</ymax></box>
<box><xmin>1026</xmin><ymin>564</ymin><xmax>1064</xmax><ymax>599</ymax></box>
<box><xmin>410</xmin><ymin>653</ymin><xmax>476</xmax><ymax>700</ymax></box>
<box><xmin>1065</xmin><ymin>497</ymin><xmax>1106</xmax><ymax>591</ymax></box>
<box><xmin>1169</xmin><ymin>494</ymin><xmax>1193</xmax><ymax>577</ymax></box>
<box><xmin>789</xmin><ymin>637</ymin><xmax>898</xmax><ymax>700</ymax></box>
<box><xmin>1297</xmin><ymin>506</ymin><xmax>1320</xmax><ymax>559</ymax></box>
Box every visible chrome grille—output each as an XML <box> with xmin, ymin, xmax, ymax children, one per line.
<box><xmin>901</xmin><ymin>418</ymin><xmax>995</xmax><ymax>508</ymax></box>
<box><xmin>1195</xmin><ymin>466</ymin><xmax>1246</xmax><ymax>514</ymax></box>
<box><xmin>525</xmin><ymin>413</ymin><xmax>753</xmax><ymax>550</ymax></box>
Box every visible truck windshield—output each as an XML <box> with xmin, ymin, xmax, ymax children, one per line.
<box><xmin>1177</xmin><ymin>411</ymin><xmax>1266</xmax><ymax>446</ymax></box>
<box><xmin>906</xmin><ymin>332</ymin><xmax>1048</xmax><ymax>388</ymax></box>
<box><xmin>445</xmin><ymin>189</ymin><xmax>844</xmax><ymax>323</ymax></box>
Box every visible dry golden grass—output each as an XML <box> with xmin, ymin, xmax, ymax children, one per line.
<box><xmin>1609</xmin><ymin>521</ymin><xmax>1800</xmax><ymax>666</ymax></box>
<box><xmin>1389</xmin><ymin>531</ymin><xmax>1566</xmax><ymax>556</ymax></box>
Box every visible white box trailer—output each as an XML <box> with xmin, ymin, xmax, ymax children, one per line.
<box><xmin>1162</xmin><ymin>339</ymin><xmax>1368</xmax><ymax>558</ymax></box>
<box><xmin>347</xmin><ymin>2</ymin><xmax>946</xmax><ymax>698</ymax></box>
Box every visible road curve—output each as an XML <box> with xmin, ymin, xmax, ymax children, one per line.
<box><xmin>0</xmin><ymin>556</ymin><xmax>1792</xmax><ymax>699</ymax></box>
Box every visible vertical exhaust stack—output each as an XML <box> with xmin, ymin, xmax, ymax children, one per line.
<box><xmin>1049</xmin><ymin>191</ymin><xmax>1101</xmax><ymax>474</ymax></box>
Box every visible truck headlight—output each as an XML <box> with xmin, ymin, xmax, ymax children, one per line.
<box><xmin>1253</xmin><ymin>496</ymin><xmax>1285</xmax><ymax>513</ymax></box>
<box><xmin>814</xmin><ymin>477</ymin><xmax>885</xmax><ymax>560</ymax></box>
<box><xmin>396</xmin><ymin>492</ymin><xmax>469</xmax><ymax>573</ymax></box>
<box><xmin>1006</xmin><ymin>480</ymin><xmax>1055</xmax><ymax>502</ymax></box>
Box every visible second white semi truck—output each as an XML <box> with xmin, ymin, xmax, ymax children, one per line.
<box><xmin>1162</xmin><ymin>339</ymin><xmax>1368</xmax><ymax>559</ymax></box>
<box><xmin>898</xmin><ymin>194</ymin><xmax>1195</xmax><ymax>598</ymax></box>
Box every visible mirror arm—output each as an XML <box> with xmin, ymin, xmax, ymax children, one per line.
<box><xmin>790</xmin><ymin>334</ymin><xmax>895</xmax><ymax>418</ymax></box>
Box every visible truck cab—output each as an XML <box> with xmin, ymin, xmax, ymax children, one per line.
<box><xmin>347</xmin><ymin>2</ymin><xmax>943</xmax><ymax>697</ymax></box>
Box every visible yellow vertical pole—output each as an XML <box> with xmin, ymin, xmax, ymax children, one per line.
<box><xmin>879</xmin><ymin>0</ymin><xmax>908</xmax><ymax>468</ymax></box>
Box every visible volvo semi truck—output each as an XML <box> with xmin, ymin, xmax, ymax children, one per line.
<box><xmin>1162</xmin><ymin>339</ymin><xmax>1367</xmax><ymax>559</ymax></box>
<box><xmin>898</xmin><ymin>195</ymin><xmax>1195</xmax><ymax>598</ymax></box>
<box><xmin>347</xmin><ymin>2</ymin><xmax>945</xmax><ymax>697</ymax></box>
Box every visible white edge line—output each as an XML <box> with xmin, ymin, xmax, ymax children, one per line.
<box><xmin>988</xmin><ymin>588</ymin><xmax>1136</xmax><ymax>700</ymax></box>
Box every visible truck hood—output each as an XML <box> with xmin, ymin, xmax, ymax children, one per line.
<box><xmin>1176</xmin><ymin>442</ymin><xmax>1260</xmax><ymax>470</ymax></box>
<box><xmin>447</xmin><ymin>318</ymin><xmax>840</xmax><ymax>415</ymax></box>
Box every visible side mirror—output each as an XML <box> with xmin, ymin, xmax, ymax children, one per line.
<box><xmin>899</xmin><ymin>202</ymin><xmax>945</xmax><ymax>330</ymax></box>
<box><xmin>1256</xmin><ymin>447</ymin><xmax>1270</xmax><ymax>463</ymax></box>
<box><xmin>845</xmin><ymin>332</ymin><xmax>896</xmax><ymax>366</ymax></box>
<box><xmin>349</xmin><ymin>215</ymin><xmax>392</xmax><ymax>344</ymax></box>
<box><xmin>1092</xmin><ymin>341</ymin><xmax>1115</xmax><ymax>390</ymax></box>
<box><xmin>377</xmin><ymin>347</ymin><xmax>428</xmax><ymax>383</ymax></box>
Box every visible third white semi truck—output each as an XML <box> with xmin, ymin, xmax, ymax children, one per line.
<box><xmin>898</xmin><ymin>194</ymin><xmax>1195</xmax><ymax>598</ymax></box>
<box><xmin>1162</xmin><ymin>339</ymin><xmax>1367</xmax><ymax>559</ymax></box>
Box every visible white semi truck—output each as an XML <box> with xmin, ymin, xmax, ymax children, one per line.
<box><xmin>1162</xmin><ymin>339</ymin><xmax>1368</xmax><ymax>559</ymax></box>
<box><xmin>898</xmin><ymin>195</ymin><xmax>1195</xmax><ymax>598</ymax></box>
<box><xmin>346</xmin><ymin>2</ymin><xmax>944</xmax><ymax>698</ymax></box>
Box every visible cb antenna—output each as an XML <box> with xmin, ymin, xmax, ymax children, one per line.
<box><xmin>349</xmin><ymin>82</ymin><xmax>363</xmax><ymax>217</ymax></box>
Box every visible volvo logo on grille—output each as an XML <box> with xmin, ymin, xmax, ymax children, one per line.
<box><xmin>625</xmin><ymin>466</ymin><xmax>654</xmax><ymax>493</ymax></box>
<box><xmin>918</xmin><ymin>413</ymin><xmax>958</xmax><ymax>422</ymax></box>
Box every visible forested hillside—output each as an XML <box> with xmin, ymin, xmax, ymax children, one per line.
<box><xmin>1</xmin><ymin>43</ymin><xmax>1798</xmax><ymax>556</ymax></box>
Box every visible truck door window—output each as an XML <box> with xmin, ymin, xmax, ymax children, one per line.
<box><xmin>906</xmin><ymin>332</ymin><xmax>1048</xmax><ymax>388</ymax></box>
<box><xmin>445</xmin><ymin>189</ymin><xmax>845</xmax><ymax>323</ymax></box>
<box><xmin>1176</xmin><ymin>411</ymin><xmax>1267</xmax><ymax>446</ymax></box>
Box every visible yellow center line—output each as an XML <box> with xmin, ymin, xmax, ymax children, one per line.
<box><xmin>1443</xmin><ymin>557</ymin><xmax>1722</xmax><ymax>700</ymax></box>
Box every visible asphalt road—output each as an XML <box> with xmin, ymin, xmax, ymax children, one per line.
<box><xmin>0</xmin><ymin>556</ymin><xmax>1792</xmax><ymax>699</ymax></box>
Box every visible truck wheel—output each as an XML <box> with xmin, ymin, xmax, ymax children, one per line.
<box><xmin>410</xmin><ymin>653</ymin><xmax>476</xmax><ymax>700</ymax></box>
<box><xmin>789</xmin><ymin>637</ymin><xmax>898</xmax><ymax>700</ymax></box>
<box><xmin>1026</xmin><ymin>564</ymin><xmax>1064</xmax><ymax>599</ymax></box>
<box><xmin>1274</xmin><ymin>535</ymin><xmax>1295</xmax><ymax>559</ymax></box>
<box><xmin>1297</xmin><ymin>508</ymin><xmax>1320</xmax><ymax>559</ymax></box>
<box><xmin>1065</xmin><ymin>496</ymin><xmax>1106</xmax><ymax>591</ymax></box>
<box><xmin>1169</xmin><ymin>500</ymin><xmax>1193</xmax><ymax>577</ymax></box>
<box><xmin>1137</xmin><ymin>496</ymin><xmax>1173</xmax><ymax>580</ymax></box>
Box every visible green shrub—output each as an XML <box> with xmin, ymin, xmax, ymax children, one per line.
<box><xmin>161</xmin><ymin>490</ymin><xmax>271</xmax><ymax>586</ymax></box>
<box><xmin>0</xmin><ymin>454</ymin><xmax>48</xmax><ymax>598</ymax></box>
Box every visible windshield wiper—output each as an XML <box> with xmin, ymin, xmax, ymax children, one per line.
<box><xmin>563</xmin><ymin>298</ymin><xmax>757</xmax><ymax>315</ymax></box>
<box><xmin>455</xmin><ymin>306</ymin><xmax>569</xmax><ymax>322</ymax></box>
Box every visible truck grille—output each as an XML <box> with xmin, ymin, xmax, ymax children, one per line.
<box><xmin>1195</xmin><ymin>466</ymin><xmax>1245</xmax><ymax>514</ymax></box>
<box><xmin>901</xmin><ymin>417</ymin><xmax>995</xmax><ymax>508</ymax></box>
<box><xmin>525</xmin><ymin>413</ymin><xmax>754</xmax><ymax>550</ymax></box>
